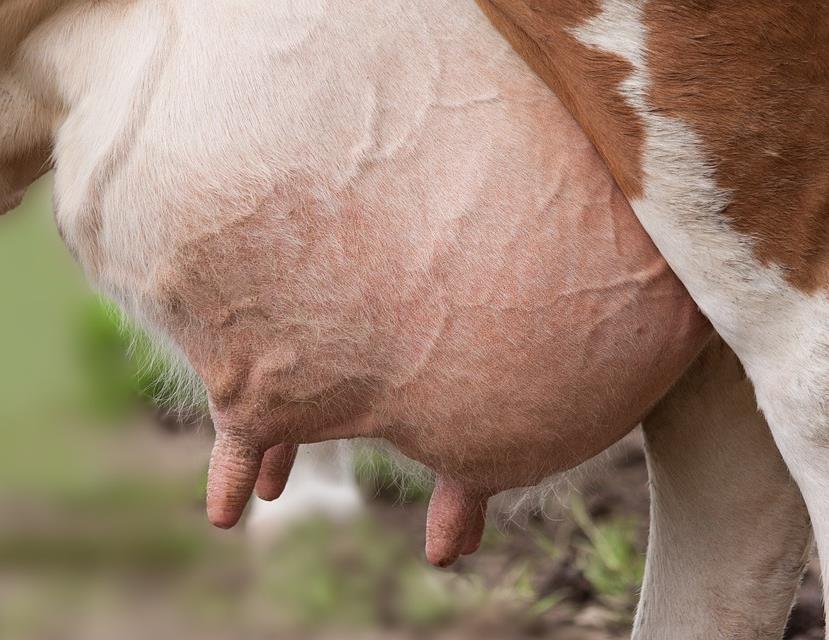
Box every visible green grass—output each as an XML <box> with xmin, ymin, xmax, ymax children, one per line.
<box><xmin>0</xmin><ymin>181</ymin><xmax>95</xmax><ymax>425</ymax></box>
<box><xmin>570</xmin><ymin>497</ymin><xmax>644</xmax><ymax>613</ymax></box>
<box><xmin>530</xmin><ymin>496</ymin><xmax>644</xmax><ymax>624</ymax></box>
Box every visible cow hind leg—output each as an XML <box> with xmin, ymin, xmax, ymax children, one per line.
<box><xmin>750</xmin><ymin>337</ymin><xmax>829</xmax><ymax>637</ymax></box>
<box><xmin>636</xmin><ymin>337</ymin><xmax>811</xmax><ymax>640</ymax></box>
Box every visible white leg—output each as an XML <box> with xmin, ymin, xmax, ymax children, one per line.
<box><xmin>754</xmin><ymin>351</ymin><xmax>829</xmax><ymax>633</ymax></box>
<box><xmin>635</xmin><ymin>338</ymin><xmax>811</xmax><ymax>640</ymax></box>
<box><xmin>246</xmin><ymin>440</ymin><xmax>363</xmax><ymax>543</ymax></box>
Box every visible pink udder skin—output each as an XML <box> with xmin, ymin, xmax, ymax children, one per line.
<box><xmin>150</xmin><ymin>90</ymin><xmax>711</xmax><ymax>568</ymax></box>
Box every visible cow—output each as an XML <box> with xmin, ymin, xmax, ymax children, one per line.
<box><xmin>0</xmin><ymin>0</ymin><xmax>819</xmax><ymax>637</ymax></box>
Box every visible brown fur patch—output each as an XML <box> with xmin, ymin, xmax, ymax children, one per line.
<box><xmin>0</xmin><ymin>141</ymin><xmax>51</xmax><ymax>197</ymax></box>
<box><xmin>644</xmin><ymin>1</ymin><xmax>829</xmax><ymax>291</ymax></box>
<box><xmin>0</xmin><ymin>0</ymin><xmax>66</xmax><ymax>64</ymax></box>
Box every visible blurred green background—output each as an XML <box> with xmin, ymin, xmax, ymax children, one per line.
<box><xmin>0</xmin><ymin>181</ymin><xmax>655</xmax><ymax>640</ymax></box>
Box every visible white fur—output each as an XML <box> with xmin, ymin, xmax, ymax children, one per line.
<box><xmin>637</xmin><ymin>338</ymin><xmax>810</xmax><ymax>639</ymax></box>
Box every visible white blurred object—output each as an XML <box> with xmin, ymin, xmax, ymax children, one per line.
<box><xmin>246</xmin><ymin>441</ymin><xmax>362</xmax><ymax>542</ymax></box>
